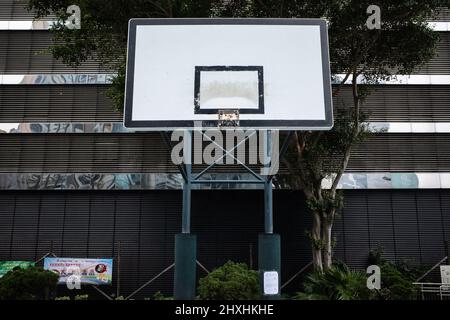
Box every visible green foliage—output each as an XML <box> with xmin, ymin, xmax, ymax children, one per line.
<box><xmin>27</xmin><ymin>0</ymin><xmax>214</xmax><ymax>111</ymax></box>
<box><xmin>0</xmin><ymin>266</ymin><xmax>59</xmax><ymax>300</ymax></box>
<box><xmin>54</xmin><ymin>294</ymin><xmax>90</xmax><ymax>300</ymax></box>
<box><xmin>152</xmin><ymin>291</ymin><xmax>174</xmax><ymax>300</ymax></box>
<box><xmin>377</xmin><ymin>262</ymin><xmax>419</xmax><ymax>300</ymax></box>
<box><xmin>294</xmin><ymin>263</ymin><xmax>373</xmax><ymax>300</ymax></box>
<box><xmin>368</xmin><ymin>245</ymin><xmax>384</xmax><ymax>265</ymax></box>
<box><xmin>107</xmin><ymin>62</ymin><xmax>126</xmax><ymax>112</ymax></box>
<box><xmin>198</xmin><ymin>261</ymin><xmax>259</xmax><ymax>300</ymax></box>
<box><xmin>27</xmin><ymin>0</ymin><xmax>450</xmax><ymax>272</ymax></box>
<box><xmin>28</xmin><ymin>1</ymin><xmax>449</xmax><ymax>112</ymax></box>
<box><xmin>368</xmin><ymin>247</ymin><xmax>423</xmax><ymax>300</ymax></box>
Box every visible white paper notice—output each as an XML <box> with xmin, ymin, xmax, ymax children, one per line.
<box><xmin>263</xmin><ymin>271</ymin><xmax>279</xmax><ymax>295</ymax></box>
<box><xmin>441</xmin><ymin>265</ymin><xmax>450</xmax><ymax>284</ymax></box>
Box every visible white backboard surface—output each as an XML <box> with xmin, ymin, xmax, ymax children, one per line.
<box><xmin>124</xmin><ymin>19</ymin><xmax>333</xmax><ymax>130</ymax></box>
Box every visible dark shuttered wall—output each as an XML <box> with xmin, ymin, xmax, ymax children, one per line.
<box><xmin>1</xmin><ymin>133</ymin><xmax>450</xmax><ymax>173</ymax></box>
<box><xmin>1</xmin><ymin>31</ymin><xmax>449</xmax><ymax>74</ymax></box>
<box><xmin>336</xmin><ymin>85</ymin><xmax>450</xmax><ymax>122</ymax></box>
<box><xmin>0</xmin><ymin>85</ymin><xmax>120</xmax><ymax>122</ymax></box>
<box><xmin>0</xmin><ymin>189</ymin><xmax>449</xmax><ymax>298</ymax></box>
<box><xmin>3</xmin><ymin>85</ymin><xmax>450</xmax><ymax>123</ymax></box>
<box><xmin>0</xmin><ymin>31</ymin><xmax>109</xmax><ymax>74</ymax></box>
<box><xmin>0</xmin><ymin>0</ymin><xmax>56</xmax><ymax>20</ymax></box>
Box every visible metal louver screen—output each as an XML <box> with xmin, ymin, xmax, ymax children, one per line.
<box><xmin>417</xmin><ymin>32</ymin><xmax>450</xmax><ymax>74</ymax></box>
<box><xmin>0</xmin><ymin>31</ymin><xmax>449</xmax><ymax>74</ymax></box>
<box><xmin>0</xmin><ymin>189</ymin><xmax>448</xmax><ymax>295</ymax></box>
<box><xmin>0</xmin><ymin>133</ymin><xmax>178</xmax><ymax>173</ymax></box>
<box><xmin>338</xmin><ymin>190</ymin><xmax>449</xmax><ymax>269</ymax></box>
<box><xmin>348</xmin><ymin>133</ymin><xmax>450</xmax><ymax>172</ymax></box>
<box><xmin>335</xmin><ymin>85</ymin><xmax>450</xmax><ymax>122</ymax></box>
<box><xmin>0</xmin><ymin>85</ymin><xmax>121</xmax><ymax>122</ymax></box>
<box><xmin>0</xmin><ymin>133</ymin><xmax>449</xmax><ymax>173</ymax></box>
<box><xmin>0</xmin><ymin>31</ymin><xmax>110</xmax><ymax>74</ymax></box>
<box><xmin>2</xmin><ymin>85</ymin><xmax>450</xmax><ymax>123</ymax></box>
<box><xmin>434</xmin><ymin>7</ymin><xmax>450</xmax><ymax>21</ymax></box>
<box><xmin>0</xmin><ymin>0</ymin><xmax>56</xmax><ymax>20</ymax></box>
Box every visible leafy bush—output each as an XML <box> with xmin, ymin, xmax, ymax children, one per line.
<box><xmin>152</xmin><ymin>291</ymin><xmax>174</xmax><ymax>300</ymax></box>
<box><xmin>368</xmin><ymin>247</ymin><xmax>422</xmax><ymax>300</ymax></box>
<box><xmin>0</xmin><ymin>266</ymin><xmax>59</xmax><ymax>300</ymax></box>
<box><xmin>198</xmin><ymin>261</ymin><xmax>259</xmax><ymax>300</ymax></box>
<box><xmin>294</xmin><ymin>263</ymin><xmax>373</xmax><ymax>300</ymax></box>
<box><xmin>55</xmin><ymin>296</ymin><xmax>71</xmax><ymax>300</ymax></box>
<box><xmin>378</xmin><ymin>261</ymin><xmax>420</xmax><ymax>300</ymax></box>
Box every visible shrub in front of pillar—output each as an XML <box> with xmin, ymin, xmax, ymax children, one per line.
<box><xmin>198</xmin><ymin>261</ymin><xmax>259</xmax><ymax>300</ymax></box>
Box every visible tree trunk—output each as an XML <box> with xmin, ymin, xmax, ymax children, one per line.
<box><xmin>311</xmin><ymin>212</ymin><xmax>323</xmax><ymax>272</ymax></box>
<box><xmin>322</xmin><ymin>219</ymin><xmax>333</xmax><ymax>270</ymax></box>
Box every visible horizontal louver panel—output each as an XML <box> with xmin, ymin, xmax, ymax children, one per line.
<box><xmin>0</xmin><ymin>0</ymin><xmax>56</xmax><ymax>20</ymax></box>
<box><xmin>348</xmin><ymin>133</ymin><xmax>450</xmax><ymax>172</ymax></box>
<box><xmin>0</xmin><ymin>133</ymin><xmax>177</xmax><ymax>173</ymax></box>
<box><xmin>336</xmin><ymin>85</ymin><xmax>450</xmax><ymax>122</ymax></box>
<box><xmin>0</xmin><ymin>31</ymin><xmax>110</xmax><ymax>74</ymax></box>
<box><xmin>1</xmin><ymin>85</ymin><xmax>450</xmax><ymax>123</ymax></box>
<box><xmin>0</xmin><ymin>189</ymin><xmax>448</xmax><ymax>295</ymax></box>
<box><xmin>1</xmin><ymin>1</ymin><xmax>448</xmax><ymax>22</ymax></box>
<box><xmin>0</xmin><ymin>85</ymin><xmax>121</xmax><ymax>122</ymax></box>
<box><xmin>417</xmin><ymin>32</ymin><xmax>450</xmax><ymax>74</ymax></box>
<box><xmin>433</xmin><ymin>7</ymin><xmax>450</xmax><ymax>21</ymax></box>
<box><xmin>0</xmin><ymin>133</ymin><xmax>449</xmax><ymax>173</ymax></box>
<box><xmin>0</xmin><ymin>31</ymin><xmax>449</xmax><ymax>74</ymax></box>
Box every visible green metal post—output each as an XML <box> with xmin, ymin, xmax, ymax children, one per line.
<box><xmin>174</xmin><ymin>233</ymin><xmax>197</xmax><ymax>299</ymax></box>
<box><xmin>259</xmin><ymin>130</ymin><xmax>281</xmax><ymax>299</ymax></box>
<box><xmin>174</xmin><ymin>130</ymin><xmax>197</xmax><ymax>300</ymax></box>
<box><xmin>258</xmin><ymin>233</ymin><xmax>281</xmax><ymax>300</ymax></box>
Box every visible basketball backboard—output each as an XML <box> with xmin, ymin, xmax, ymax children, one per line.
<box><xmin>124</xmin><ymin>18</ymin><xmax>333</xmax><ymax>130</ymax></box>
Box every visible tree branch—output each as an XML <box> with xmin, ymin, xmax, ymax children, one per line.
<box><xmin>332</xmin><ymin>71</ymin><xmax>351</xmax><ymax>97</ymax></box>
<box><xmin>330</xmin><ymin>69</ymin><xmax>361</xmax><ymax>195</ymax></box>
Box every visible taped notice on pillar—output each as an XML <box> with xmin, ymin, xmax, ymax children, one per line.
<box><xmin>263</xmin><ymin>271</ymin><xmax>279</xmax><ymax>295</ymax></box>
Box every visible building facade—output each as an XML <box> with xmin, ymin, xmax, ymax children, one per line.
<box><xmin>0</xmin><ymin>1</ymin><xmax>450</xmax><ymax>298</ymax></box>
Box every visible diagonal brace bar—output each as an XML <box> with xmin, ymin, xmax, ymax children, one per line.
<box><xmin>196</xmin><ymin>130</ymin><xmax>263</xmax><ymax>181</ymax></box>
<box><xmin>267</xmin><ymin>131</ymin><xmax>293</xmax><ymax>182</ymax></box>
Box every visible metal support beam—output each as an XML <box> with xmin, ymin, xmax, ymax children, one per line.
<box><xmin>174</xmin><ymin>129</ymin><xmax>281</xmax><ymax>299</ymax></box>
<box><xmin>182</xmin><ymin>130</ymin><xmax>192</xmax><ymax>234</ymax></box>
<box><xmin>264</xmin><ymin>130</ymin><xmax>273</xmax><ymax>234</ymax></box>
<box><xmin>267</xmin><ymin>131</ymin><xmax>293</xmax><ymax>182</ymax></box>
<box><xmin>174</xmin><ymin>130</ymin><xmax>196</xmax><ymax>300</ymax></box>
<box><xmin>191</xmin><ymin>179</ymin><xmax>265</xmax><ymax>185</ymax></box>
<box><xmin>264</xmin><ymin>180</ymin><xmax>273</xmax><ymax>234</ymax></box>
<box><xmin>197</xmin><ymin>130</ymin><xmax>263</xmax><ymax>181</ymax></box>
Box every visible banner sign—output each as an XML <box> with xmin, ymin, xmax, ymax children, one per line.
<box><xmin>44</xmin><ymin>258</ymin><xmax>113</xmax><ymax>285</ymax></box>
<box><xmin>0</xmin><ymin>261</ymin><xmax>34</xmax><ymax>278</ymax></box>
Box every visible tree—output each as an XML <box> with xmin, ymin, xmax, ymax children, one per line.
<box><xmin>28</xmin><ymin>0</ymin><xmax>450</xmax><ymax>272</ymax></box>
<box><xmin>214</xmin><ymin>0</ymin><xmax>448</xmax><ymax>272</ymax></box>
<box><xmin>27</xmin><ymin>0</ymin><xmax>214</xmax><ymax>110</ymax></box>
<box><xmin>0</xmin><ymin>266</ymin><xmax>59</xmax><ymax>300</ymax></box>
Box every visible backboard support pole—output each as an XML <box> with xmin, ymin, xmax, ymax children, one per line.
<box><xmin>174</xmin><ymin>130</ymin><xmax>197</xmax><ymax>300</ymax></box>
<box><xmin>172</xmin><ymin>129</ymin><xmax>281</xmax><ymax>299</ymax></box>
<box><xmin>264</xmin><ymin>130</ymin><xmax>274</xmax><ymax>234</ymax></box>
<box><xmin>259</xmin><ymin>130</ymin><xmax>280</xmax><ymax>299</ymax></box>
<box><xmin>182</xmin><ymin>130</ymin><xmax>192</xmax><ymax>234</ymax></box>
